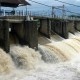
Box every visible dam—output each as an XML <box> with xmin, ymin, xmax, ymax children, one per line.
<box><xmin>0</xmin><ymin>0</ymin><xmax>80</xmax><ymax>80</ymax></box>
<box><xmin>1</xmin><ymin>12</ymin><xmax>80</xmax><ymax>52</ymax></box>
<box><xmin>0</xmin><ymin>0</ymin><xmax>80</xmax><ymax>53</ymax></box>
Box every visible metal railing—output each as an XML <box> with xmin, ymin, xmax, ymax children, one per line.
<box><xmin>0</xmin><ymin>9</ymin><xmax>80</xmax><ymax>21</ymax></box>
<box><xmin>0</xmin><ymin>10</ymin><xmax>27</xmax><ymax>16</ymax></box>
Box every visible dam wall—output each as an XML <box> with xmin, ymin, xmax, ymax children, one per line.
<box><xmin>39</xmin><ymin>18</ymin><xmax>51</xmax><ymax>38</ymax></box>
<box><xmin>51</xmin><ymin>19</ymin><xmax>68</xmax><ymax>39</ymax></box>
<box><xmin>74</xmin><ymin>21</ymin><xmax>80</xmax><ymax>31</ymax></box>
<box><xmin>0</xmin><ymin>16</ymin><xmax>80</xmax><ymax>52</ymax></box>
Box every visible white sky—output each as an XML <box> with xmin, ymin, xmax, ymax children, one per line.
<box><xmin>27</xmin><ymin>0</ymin><xmax>80</xmax><ymax>6</ymax></box>
<box><xmin>4</xmin><ymin>0</ymin><xmax>80</xmax><ymax>16</ymax></box>
<box><xmin>26</xmin><ymin>0</ymin><xmax>80</xmax><ymax>14</ymax></box>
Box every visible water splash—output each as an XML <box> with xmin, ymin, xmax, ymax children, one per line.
<box><xmin>68</xmin><ymin>33</ymin><xmax>76</xmax><ymax>39</ymax></box>
<box><xmin>38</xmin><ymin>36</ymin><xmax>51</xmax><ymax>45</ymax></box>
<box><xmin>51</xmin><ymin>33</ymin><xmax>64</xmax><ymax>42</ymax></box>
<box><xmin>38</xmin><ymin>45</ymin><xmax>60</xmax><ymax>63</ymax></box>
<box><xmin>75</xmin><ymin>31</ymin><xmax>80</xmax><ymax>37</ymax></box>
<box><xmin>10</xmin><ymin>45</ymin><xmax>42</xmax><ymax>70</ymax></box>
<box><xmin>0</xmin><ymin>57</ymin><xmax>80</xmax><ymax>80</ymax></box>
<box><xmin>0</xmin><ymin>32</ymin><xmax>80</xmax><ymax>80</ymax></box>
<box><xmin>0</xmin><ymin>49</ymin><xmax>15</xmax><ymax>74</ymax></box>
<box><xmin>44</xmin><ymin>38</ymin><xmax>80</xmax><ymax>61</ymax></box>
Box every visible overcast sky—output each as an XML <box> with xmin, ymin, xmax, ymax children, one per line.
<box><xmin>24</xmin><ymin>0</ymin><xmax>80</xmax><ymax>16</ymax></box>
<box><xmin>3</xmin><ymin>0</ymin><xmax>80</xmax><ymax>16</ymax></box>
<box><xmin>27</xmin><ymin>0</ymin><xmax>80</xmax><ymax>5</ymax></box>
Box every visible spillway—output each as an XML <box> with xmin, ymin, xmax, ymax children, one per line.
<box><xmin>75</xmin><ymin>31</ymin><xmax>80</xmax><ymax>37</ymax></box>
<box><xmin>51</xmin><ymin>33</ymin><xmax>64</xmax><ymax>42</ymax></box>
<box><xmin>0</xmin><ymin>32</ymin><xmax>80</xmax><ymax>80</ymax></box>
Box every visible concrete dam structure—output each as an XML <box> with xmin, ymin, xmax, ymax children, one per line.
<box><xmin>0</xmin><ymin>0</ymin><xmax>80</xmax><ymax>80</ymax></box>
<box><xmin>0</xmin><ymin>16</ymin><xmax>80</xmax><ymax>52</ymax></box>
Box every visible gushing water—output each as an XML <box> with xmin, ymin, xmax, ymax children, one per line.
<box><xmin>0</xmin><ymin>49</ymin><xmax>15</xmax><ymax>74</ymax></box>
<box><xmin>38</xmin><ymin>45</ymin><xmax>60</xmax><ymax>63</ymax></box>
<box><xmin>38</xmin><ymin>35</ymin><xmax>51</xmax><ymax>45</ymax></box>
<box><xmin>0</xmin><ymin>33</ymin><xmax>80</xmax><ymax>79</ymax></box>
<box><xmin>10</xmin><ymin>45</ymin><xmax>42</xmax><ymax>70</ymax></box>
<box><xmin>51</xmin><ymin>33</ymin><xmax>64</xmax><ymax>42</ymax></box>
<box><xmin>75</xmin><ymin>31</ymin><xmax>80</xmax><ymax>37</ymax></box>
<box><xmin>68</xmin><ymin>33</ymin><xmax>76</xmax><ymax>39</ymax></box>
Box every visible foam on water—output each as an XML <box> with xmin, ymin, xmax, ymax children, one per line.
<box><xmin>63</xmin><ymin>39</ymin><xmax>80</xmax><ymax>53</ymax></box>
<box><xmin>0</xmin><ymin>32</ymin><xmax>80</xmax><ymax>79</ymax></box>
<box><xmin>0</xmin><ymin>57</ymin><xmax>80</xmax><ymax>80</ymax></box>
<box><xmin>51</xmin><ymin>33</ymin><xmax>64</xmax><ymax>42</ymax></box>
<box><xmin>75</xmin><ymin>31</ymin><xmax>80</xmax><ymax>37</ymax></box>
<box><xmin>38</xmin><ymin>45</ymin><xmax>60</xmax><ymax>63</ymax></box>
<box><xmin>10</xmin><ymin>45</ymin><xmax>42</xmax><ymax>70</ymax></box>
<box><xmin>0</xmin><ymin>49</ymin><xmax>15</xmax><ymax>74</ymax></box>
<box><xmin>69</xmin><ymin>33</ymin><xmax>76</xmax><ymax>39</ymax></box>
<box><xmin>38</xmin><ymin>36</ymin><xmax>51</xmax><ymax>45</ymax></box>
<box><xmin>45</xmin><ymin>41</ymin><xmax>79</xmax><ymax>61</ymax></box>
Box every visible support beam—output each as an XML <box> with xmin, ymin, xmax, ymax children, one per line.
<box><xmin>62</xmin><ymin>21</ymin><xmax>68</xmax><ymax>39</ymax></box>
<box><xmin>11</xmin><ymin>22</ymin><xmax>25</xmax><ymax>45</ymax></box>
<box><xmin>51</xmin><ymin>19</ymin><xmax>68</xmax><ymax>39</ymax></box>
<box><xmin>3</xmin><ymin>20</ymin><xmax>10</xmax><ymax>53</ymax></box>
<box><xmin>39</xmin><ymin>19</ymin><xmax>51</xmax><ymax>38</ymax></box>
<box><xmin>74</xmin><ymin>21</ymin><xmax>80</xmax><ymax>31</ymax></box>
<box><xmin>67</xmin><ymin>20</ymin><xmax>75</xmax><ymax>34</ymax></box>
<box><xmin>24</xmin><ymin>20</ymin><xmax>38</xmax><ymax>50</ymax></box>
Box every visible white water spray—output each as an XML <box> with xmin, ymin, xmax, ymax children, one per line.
<box><xmin>10</xmin><ymin>45</ymin><xmax>42</xmax><ymax>70</ymax></box>
<box><xmin>0</xmin><ymin>33</ymin><xmax>80</xmax><ymax>80</ymax></box>
<box><xmin>0</xmin><ymin>49</ymin><xmax>15</xmax><ymax>74</ymax></box>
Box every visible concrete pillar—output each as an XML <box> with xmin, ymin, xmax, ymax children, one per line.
<box><xmin>0</xmin><ymin>20</ymin><xmax>4</xmax><ymax>48</ymax></box>
<box><xmin>67</xmin><ymin>20</ymin><xmax>75</xmax><ymax>34</ymax></box>
<box><xmin>51</xmin><ymin>19</ymin><xmax>58</xmax><ymax>34</ymax></box>
<box><xmin>24</xmin><ymin>20</ymin><xmax>38</xmax><ymax>50</ymax></box>
<box><xmin>51</xmin><ymin>19</ymin><xmax>68</xmax><ymax>39</ymax></box>
<box><xmin>11</xmin><ymin>22</ymin><xmax>25</xmax><ymax>45</ymax></box>
<box><xmin>3</xmin><ymin>20</ymin><xmax>10</xmax><ymax>53</ymax></box>
<box><xmin>74</xmin><ymin>21</ymin><xmax>80</xmax><ymax>31</ymax></box>
<box><xmin>39</xmin><ymin>18</ymin><xmax>51</xmax><ymax>38</ymax></box>
<box><xmin>51</xmin><ymin>20</ymin><xmax>62</xmax><ymax>35</ymax></box>
<box><xmin>62</xmin><ymin>21</ymin><xmax>68</xmax><ymax>39</ymax></box>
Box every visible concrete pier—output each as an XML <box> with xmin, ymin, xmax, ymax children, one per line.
<box><xmin>67</xmin><ymin>20</ymin><xmax>75</xmax><ymax>34</ymax></box>
<box><xmin>3</xmin><ymin>20</ymin><xmax>10</xmax><ymax>53</ymax></box>
<box><xmin>0</xmin><ymin>17</ymin><xmax>38</xmax><ymax>52</ymax></box>
<box><xmin>24</xmin><ymin>20</ymin><xmax>38</xmax><ymax>50</ymax></box>
<box><xmin>39</xmin><ymin>18</ymin><xmax>51</xmax><ymax>38</ymax></box>
<box><xmin>51</xmin><ymin>19</ymin><xmax>68</xmax><ymax>39</ymax></box>
<box><xmin>0</xmin><ymin>15</ymin><xmax>79</xmax><ymax>52</ymax></box>
<box><xmin>74</xmin><ymin>21</ymin><xmax>80</xmax><ymax>31</ymax></box>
